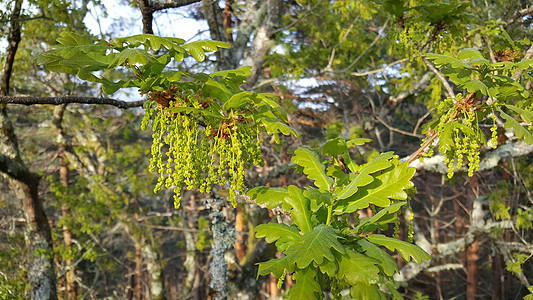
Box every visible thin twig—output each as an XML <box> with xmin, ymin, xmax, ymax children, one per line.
<box><xmin>413</xmin><ymin>110</ymin><xmax>432</xmax><ymax>136</ymax></box>
<box><xmin>339</xmin><ymin>15</ymin><xmax>391</xmax><ymax>73</ymax></box>
<box><xmin>375</xmin><ymin>115</ymin><xmax>424</xmax><ymax>138</ymax></box>
<box><xmin>269</xmin><ymin>0</ymin><xmax>324</xmax><ymax>35</ymax></box>
<box><xmin>407</xmin><ymin>130</ymin><xmax>439</xmax><ymax>164</ymax></box>
<box><xmin>323</xmin><ymin>16</ymin><xmax>360</xmax><ymax>72</ymax></box>
<box><xmin>350</xmin><ymin>58</ymin><xmax>409</xmax><ymax>76</ymax></box>
<box><xmin>512</xmin><ymin>44</ymin><xmax>533</xmax><ymax>81</ymax></box>
<box><xmin>421</xmin><ymin>56</ymin><xmax>455</xmax><ymax>98</ymax></box>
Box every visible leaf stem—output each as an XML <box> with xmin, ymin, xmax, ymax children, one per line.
<box><xmin>326</xmin><ymin>205</ymin><xmax>333</xmax><ymax>226</ymax></box>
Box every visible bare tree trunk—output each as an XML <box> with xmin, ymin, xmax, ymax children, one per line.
<box><xmin>466</xmin><ymin>240</ymin><xmax>479</xmax><ymax>300</ymax></box>
<box><xmin>0</xmin><ymin>0</ymin><xmax>57</xmax><ymax>299</ymax></box>
<box><xmin>135</xmin><ymin>244</ymin><xmax>143</xmax><ymax>300</ymax></box>
<box><xmin>466</xmin><ymin>177</ymin><xmax>480</xmax><ymax>300</ymax></box>
<box><xmin>53</xmin><ymin>105</ymin><xmax>78</xmax><ymax>299</ymax></box>
<box><xmin>141</xmin><ymin>241</ymin><xmax>166</xmax><ymax>300</ymax></box>
<box><xmin>234</xmin><ymin>206</ymin><xmax>246</xmax><ymax>262</ymax></box>
<box><xmin>491</xmin><ymin>253</ymin><xmax>503</xmax><ymax>300</ymax></box>
<box><xmin>128</xmin><ymin>261</ymin><xmax>135</xmax><ymax>300</ymax></box>
<box><xmin>135</xmin><ymin>0</ymin><xmax>154</xmax><ymax>34</ymax></box>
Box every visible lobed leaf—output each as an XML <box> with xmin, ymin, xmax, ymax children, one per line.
<box><xmin>335</xmin><ymin>152</ymin><xmax>394</xmax><ymax>200</ymax></box>
<box><xmin>257</xmin><ymin>255</ymin><xmax>296</xmax><ymax>278</ymax></box>
<box><xmin>357</xmin><ymin>239</ymin><xmax>399</xmax><ymax>277</ymax></box>
<box><xmin>497</xmin><ymin>107</ymin><xmax>533</xmax><ymax>144</ymax></box>
<box><xmin>285</xmin><ymin>224</ymin><xmax>346</xmax><ymax>268</ymax></box>
<box><xmin>366</xmin><ymin>234</ymin><xmax>431</xmax><ymax>263</ymax></box>
<box><xmin>246</xmin><ymin>186</ymin><xmax>288</xmax><ymax>209</ymax></box>
<box><xmin>255</xmin><ymin>223</ymin><xmax>301</xmax><ymax>252</ymax></box>
<box><xmin>337</xmin><ymin>249</ymin><xmax>381</xmax><ymax>285</ymax></box>
<box><xmin>335</xmin><ymin>162</ymin><xmax>415</xmax><ymax>213</ymax></box>
<box><xmin>291</xmin><ymin>148</ymin><xmax>334</xmax><ymax>192</ymax></box>
<box><xmin>182</xmin><ymin>40</ymin><xmax>230</xmax><ymax>62</ymax></box>
<box><xmin>287</xmin><ymin>267</ymin><xmax>322</xmax><ymax>300</ymax></box>
<box><xmin>283</xmin><ymin>186</ymin><xmax>313</xmax><ymax>233</ymax></box>
<box><xmin>354</xmin><ymin>201</ymin><xmax>406</xmax><ymax>233</ymax></box>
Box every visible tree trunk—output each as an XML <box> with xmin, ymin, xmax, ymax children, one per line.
<box><xmin>234</xmin><ymin>205</ymin><xmax>246</xmax><ymax>262</ymax></box>
<box><xmin>135</xmin><ymin>244</ymin><xmax>143</xmax><ymax>300</ymax></box>
<box><xmin>1</xmin><ymin>0</ymin><xmax>57</xmax><ymax>298</ymax></box>
<box><xmin>141</xmin><ymin>241</ymin><xmax>166</xmax><ymax>300</ymax></box>
<box><xmin>466</xmin><ymin>240</ymin><xmax>479</xmax><ymax>300</ymax></box>
<box><xmin>491</xmin><ymin>253</ymin><xmax>503</xmax><ymax>300</ymax></box>
<box><xmin>208</xmin><ymin>199</ymin><xmax>235</xmax><ymax>300</ymax></box>
<box><xmin>53</xmin><ymin>105</ymin><xmax>78</xmax><ymax>299</ymax></box>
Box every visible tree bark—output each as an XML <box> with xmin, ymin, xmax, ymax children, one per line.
<box><xmin>135</xmin><ymin>244</ymin><xmax>143</xmax><ymax>300</ymax></box>
<box><xmin>141</xmin><ymin>241</ymin><xmax>166</xmax><ymax>300</ymax></box>
<box><xmin>52</xmin><ymin>105</ymin><xmax>78</xmax><ymax>300</ymax></box>
<box><xmin>466</xmin><ymin>240</ymin><xmax>479</xmax><ymax>300</ymax></box>
<box><xmin>0</xmin><ymin>0</ymin><xmax>57</xmax><ymax>299</ymax></box>
<box><xmin>491</xmin><ymin>253</ymin><xmax>503</xmax><ymax>300</ymax></box>
<box><xmin>234</xmin><ymin>205</ymin><xmax>246</xmax><ymax>262</ymax></box>
<box><xmin>1</xmin><ymin>0</ymin><xmax>22</xmax><ymax>96</ymax></box>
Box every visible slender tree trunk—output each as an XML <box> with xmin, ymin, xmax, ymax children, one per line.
<box><xmin>141</xmin><ymin>241</ymin><xmax>166</xmax><ymax>300</ymax></box>
<box><xmin>208</xmin><ymin>199</ymin><xmax>234</xmax><ymax>300</ymax></box>
<box><xmin>1</xmin><ymin>0</ymin><xmax>22</xmax><ymax>96</ymax></box>
<box><xmin>53</xmin><ymin>105</ymin><xmax>78</xmax><ymax>299</ymax></box>
<box><xmin>234</xmin><ymin>205</ymin><xmax>246</xmax><ymax>262</ymax></box>
<box><xmin>466</xmin><ymin>240</ymin><xmax>479</xmax><ymax>300</ymax></box>
<box><xmin>1</xmin><ymin>0</ymin><xmax>57</xmax><ymax>298</ymax></box>
<box><xmin>135</xmin><ymin>244</ymin><xmax>143</xmax><ymax>300</ymax></box>
<box><xmin>491</xmin><ymin>253</ymin><xmax>503</xmax><ymax>300</ymax></box>
<box><xmin>128</xmin><ymin>261</ymin><xmax>135</xmax><ymax>300</ymax></box>
<box><xmin>135</xmin><ymin>0</ymin><xmax>154</xmax><ymax>34</ymax></box>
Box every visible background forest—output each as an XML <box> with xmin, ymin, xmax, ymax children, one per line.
<box><xmin>1</xmin><ymin>0</ymin><xmax>533</xmax><ymax>299</ymax></box>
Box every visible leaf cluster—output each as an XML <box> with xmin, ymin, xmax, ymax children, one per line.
<box><xmin>248</xmin><ymin>137</ymin><xmax>430</xmax><ymax>299</ymax></box>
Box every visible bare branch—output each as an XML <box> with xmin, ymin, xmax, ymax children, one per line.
<box><xmin>0</xmin><ymin>96</ymin><xmax>145</xmax><ymax>109</ymax></box>
<box><xmin>506</xmin><ymin>6</ymin><xmax>533</xmax><ymax>25</ymax></box>
<box><xmin>388</xmin><ymin>72</ymin><xmax>432</xmax><ymax>105</ymax></box>
<box><xmin>406</xmin><ymin>142</ymin><xmax>533</xmax><ymax>173</ymax></box>
<box><xmin>375</xmin><ymin>115</ymin><xmax>424</xmax><ymax>138</ymax></box>
<box><xmin>421</xmin><ymin>56</ymin><xmax>455</xmax><ymax>98</ymax></box>
<box><xmin>350</xmin><ymin>58</ymin><xmax>409</xmax><ymax>77</ymax></box>
<box><xmin>512</xmin><ymin>44</ymin><xmax>533</xmax><ymax>81</ymax></box>
<box><xmin>151</xmin><ymin>0</ymin><xmax>202</xmax><ymax>12</ymax></box>
<box><xmin>339</xmin><ymin>15</ymin><xmax>391</xmax><ymax>73</ymax></box>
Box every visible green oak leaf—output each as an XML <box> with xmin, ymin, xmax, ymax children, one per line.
<box><xmin>350</xmin><ymin>282</ymin><xmax>387</xmax><ymax>300</ymax></box>
<box><xmin>283</xmin><ymin>186</ymin><xmax>313</xmax><ymax>233</ymax></box>
<box><xmin>354</xmin><ymin>201</ymin><xmax>406</xmax><ymax>233</ymax></box>
<box><xmin>335</xmin><ymin>152</ymin><xmax>394</xmax><ymax>200</ymax></box>
<box><xmin>357</xmin><ymin>239</ymin><xmax>399</xmax><ymax>277</ymax></box>
<box><xmin>462</xmin><ymin>79</ymin><xmax>489</xmax><ymax>96</ymax></box>
<box><xmin>497</xmin><ymin>107</ymin><xmax>533</xmax><ymax>144</ymax></box>
<box><xmin>182</xmin><ymin>40</ymin><xmax>230</xmax><ymax>62</ymax></box>
<box><xmin>366</xmin><ymin>234</ymin><xmax>431</xmax><ymax>263</ymax></box>
<box><xmin>257</xmin><ymin>255</ymin><xmax>296</xmax><ymax>278</ymax></box>
<box><xmin>335</xmin><ymin>162</ymin><xmax>415</xmax><ymax>213</ymax></box>
<box><xmin>304</xmin><ymin>187</ymin><xmax>333</xmax><ymax>211</ymax></box>
<box><xmin>246</xmin><ymin>186</ymin><xmax>288</xmax><ymax>209</ymax></box>
<box><xmin>506</xmin><ymin>104</ymin><xmax>533</xmax><ymax>123</ymax></box>
<box><xmin>255</xmin><ymin>223</ymin><xmax>301</xmax><ymax>252</ymax></box>
<box><xmin>291</xmin><ymin>148</ymin><xmax>334</xmax><ymax>192</ymax></box>
<box><xmin>285</xmin><ymin>224</ymin><xmax>345</xmax><ymax>268</ymax></box>
<box><xmin>346</xmin><ymin>138</ymin><xmax>373</xmax><ymax>147</ymax></box>
<box><xmin>425</xmin><ymin>53</ymin><xmax>475</xmax><ymax>70</ymax></box>
<box><xmin>287</xmin><ymin>267</ymin><xmax>322</xmax><ymax>300</ymax></box>
<box><xmin>337</xmin><ymin>249</ymin><xmax>381</xmax><ymax>285</ymax></box>
<box><xmin>322</xmin><ymin>137</ymin><xmax>348</xmax><ymax>157</ymax></box>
